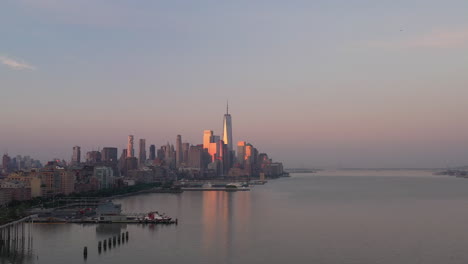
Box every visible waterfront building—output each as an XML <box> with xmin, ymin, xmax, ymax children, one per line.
<box><xmin>6</xmin><ymin>172</ymin><xmax>42</xmax><ymax>197</ymax></box>
<box><xmin>222</xmin><ymin>102</ymin><xmax>233</xmax><ymax>152</ymax></box>
<box><xmin>72</xmin><ymin>146</ymin><xmax>81</xmax><ymax>165</ymax></box>
<box><xmin>139</xmin><ymin>139</ymin><xmax>146</xmax><ymax>166</ymax></box>
<box><xmin>127</xmin><ymin>135</ymin><xmax>134</xmax><ymax>158</ymax></box>
<box><xmin>176</xmin><ymin>135</ymin><xmax>182</xmax><ymax>168</ymax></box>
<box><xmin>0</xmin><ymin>181</ymin><xmax>31</xmax><ymax>202</ymax></box>
<box><xmin>96</xmin><ymin>202</ymin><xmax>126</xmax><ymax>222</ymax></box>
<box><xmin>149</xmin><ymin>145</ymin><xmax>156</xmax><ymax>160</ymax></box>
<box><xmin>262</xmin><ymin>162</ymin><xmax>284</xmax><ymax>177</ymax></box>
<box><xmin>38</xmin><ymin>161</ymin><xmax>75</xmax><ymax>197</ymax></box>
<box><xmin>102</xmin><ymin>147</ymin><xmax>118</xmax><ymax>163</ymax></box>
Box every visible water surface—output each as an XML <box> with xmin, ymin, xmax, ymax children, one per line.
<box><xmin>8</xmin><ymin>169</ymin><xmax>468</xmax><ymax>264</ymax></box>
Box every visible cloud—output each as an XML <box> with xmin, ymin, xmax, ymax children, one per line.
<box><xmin>0</xmin><ymin>55</ymin><xmax>36</xmax><ymax>70</ymax></box>
<box><xmin>369</xmin><ymin>27</ymin><xmax>468</xmax><ymax>49</ymax></box>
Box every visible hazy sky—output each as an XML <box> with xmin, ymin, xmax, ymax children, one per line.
<box><xmin>1</xmin><ymin>0</ymin><xmax>468</xmax><ymax>168</ymax></box>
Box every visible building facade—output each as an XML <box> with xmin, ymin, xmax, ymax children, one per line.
<box><xmin>176</xmin><ymin>135</ymin><xmax>182</xmax><ymax>168</ymax></box>
<box><xmin>222</xmin><ymin>103</ymin><xmax>233</xmax><ymax>151</ymax></box>
<box><xmin>102</xmin><ymin>147</ymin><xmax>118</xmax><ymax>163</ymax></box>
<box><xmin>139</xmin><ymin>139</ymin><xmax>146</xmax><ymax>166</ymax></box>
<box><xmin>127</xmin><ymin>135</ymin><xmax>134</xmax><ymax>158</ymax></box>
<box><xmin>72</xmin><ymin>146</ymin><xmax>81</xmax><ymax>165</ymax></box>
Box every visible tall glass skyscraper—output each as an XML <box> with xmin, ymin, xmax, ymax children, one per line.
<box><xmin>222</xmin><ymin>102</ymin><xmax>233</xmax><ymax>151</ymax></box>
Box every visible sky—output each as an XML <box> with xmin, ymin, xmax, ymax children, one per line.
<box><xmin>1</xmin><ymin>0</ymin><xmax>468</xmax><ymax>168</ymax></box>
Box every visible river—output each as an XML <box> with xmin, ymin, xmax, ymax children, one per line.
<box><xmin>6</xmin><ymin>169</ymin><xmax>468</xmax><ymax>264</ymax></box>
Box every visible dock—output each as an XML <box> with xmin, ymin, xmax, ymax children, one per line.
<box><xmin>28</xmin><ymin>199</ymin><xmax>178</xmax><ymax>225</ymax></box>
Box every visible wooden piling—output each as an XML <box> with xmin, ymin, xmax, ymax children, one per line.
<box><xmin>83</xmin><ymin>246</ymin><xmax>88</xmax><ymax>258</ymax></box>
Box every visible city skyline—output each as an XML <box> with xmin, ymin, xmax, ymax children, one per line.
<box><xmin>1</xmin><ymin>100</ymin><xmax>468</xmax><ymax>169</ymax></box>
<box><xmin>2</xmin><ymin>1</ymin><xmax>468</xmax><ymax>168</ymax></box>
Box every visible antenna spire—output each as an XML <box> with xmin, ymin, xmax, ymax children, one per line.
<box><xmin>226</xmin><ymin>100</ymin><xmax>229</xmax><ymax>114</ymax></box>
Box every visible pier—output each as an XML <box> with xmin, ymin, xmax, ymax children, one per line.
<box><xmin>0</xmin><ymin>215</ymin><xmax>36</xmax><ymax>261</ymax></box>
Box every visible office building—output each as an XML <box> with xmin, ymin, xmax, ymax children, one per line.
<box><xmin>127</xmin><ymin>135</ymin><xmax>134</xmax><ymax>158</ymax></box>
<box><xmin>86</xmin><ymin>151</ymin><xmax>101</xmax><ymax>164</ymax></box>
<box><xmin>102</xmin><ymin>147</ymin><xmax>118</xmax><ymax>163</ymax></box>
<box><xmin>222</xmin><ymin>102</ymin><xmax>233</xmax><ymax>151</ymax></box>
<box><xmin>188</xmin><ymin>145</ymin><xmax>204</xmax><ymax>169</ymax></box>
<box><xmin>203</xmin><ymin>130</ymin><xmax>213</xmax><ymax>150</ymax></box>
<box><xmin>149</xmin><ymin>145</ymin><xmax>156</xmax><ymax>160</ymax></box>
<box><xmin>139</xmin><ymin>139</ymin><xmax>146</xmax><ymax>166</ymax></box>
<box><xmin>237</xmin><ymin>141</ymin><xmax>246</xmax><ymax>166</ymax></box>
<box><xmin>176</xmin><ymin>135</ymin><xmax>182</xmax><ymax>168</ymax></box>
<box><xmin>182</xmin><ymin>143</ymin><xmax>190</xmax><ymax>165</ymax></box>
<box><xmin>72</xmin><ymin>146</ymin><xmax>81</xmax><ymax>165</ymax></box>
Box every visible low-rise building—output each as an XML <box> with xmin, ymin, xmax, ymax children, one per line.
<box><xmin>7</xmin><ymin>172</ymin><xmax>42</xmax><ymax>197</ymax></box>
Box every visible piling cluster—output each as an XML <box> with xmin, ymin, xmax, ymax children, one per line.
<box><xmin>0</xmin><ymin>216</ymin><xmax>34</xmax><ymax>258</ymax></box>
<box><xmin>87</xmin><ymin>231</ymin><xmax>129</xmax><ymax>258</ymax></box>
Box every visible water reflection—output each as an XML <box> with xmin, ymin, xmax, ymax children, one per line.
<box><xmin>95</xmin><ymin>224</ymin><xmax>127</xmax><ymax>236</ymax></box>
<box><xmin>0</xmin><ymin>223</ymin><xmax>34</xmax><ymax>264</ymax></box>
<box><xmin>201</xmin><ymin>191</ymin><xmax>251</xmax><ymax>263</ymax></box>
<box><xmin>0</xmin><ymin>248</ymin><xmax>34</xmax><ymax>264</ymax></box>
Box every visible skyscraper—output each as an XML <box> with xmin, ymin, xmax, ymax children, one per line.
<box><xmin>149</xmin><ymin>145</ymin><xmax>156</xmax><ymax>160</ymax></box>
<box><xmin>139</xmin><ymin>139</ymin><xmax>146</xmax><ymax>166</ymax></box>
<box><xmin>237</xmin><ymin>141</ymin><xmax>246</xmax><ymax>166</ymax></box>
<box><xmin>188</xmin><ymin>145</ymin><xmax>204</xmax><ymax>169</ymax></box>
<box><xmin>203</xmin><ymin>130</ymin><xmax>213</xmax><ymax>150</ymax></box>
<box><xmin>127</xmin><ymin>135</ymin><xmax>134</xmax><ymax>158</ymax></box>
<box><xmin>222</xmin><ymin>102</ymin><xmax>233</xmax><ymax>151</ymax></box>
<box><xmin>182</xmin><ymin>142</ymin><xmax>190</xmax><ymax>165</ymax></box>
<box><xmin>72</xmin><ymin>146</ymin><xmax>81</xmax><ymax>165</ymax></box>
<box><xmin>102</xmin><ymin>147</ymin><xmax>118</xmax><ymax>163</ymax></box>
<box><xmin>176</xmin><ymin>135</ymin><xmax>182</xmax><ymax>168</ymax></box>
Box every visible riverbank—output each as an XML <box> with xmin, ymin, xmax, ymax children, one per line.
<box><xmin>0</xmin><ymin>182</ymin><xmax>174</xmax><ymax>225</ymax></box>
